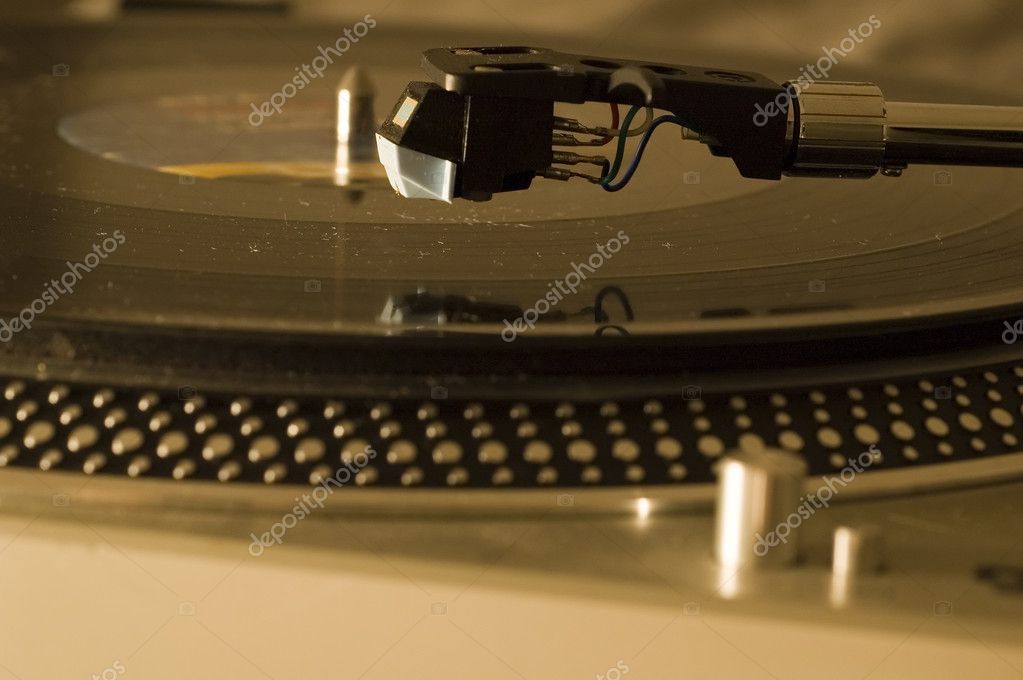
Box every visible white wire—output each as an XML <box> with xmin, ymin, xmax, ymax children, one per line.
<box><xmin>621</xmin><ymin>107</ymin><xmax>654</xmax><ymax>137</ymax></box>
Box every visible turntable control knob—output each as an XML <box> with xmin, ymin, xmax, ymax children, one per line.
<box><xmin>832</xmin><ymin>525</ymin><xmax>885</xmax><ymax>576</ymax></box>
<box><xmin>713</xmin><ymin>448</ymin><xmax>808</xmax><ymax>568</ymax></box>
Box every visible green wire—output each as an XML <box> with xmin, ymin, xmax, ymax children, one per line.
<box><xmin>601</xmin><ymin>105</ymin><xmax>643</xmax><ymax>185</ymax></box>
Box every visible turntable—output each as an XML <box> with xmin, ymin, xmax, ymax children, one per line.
<box><xmin>3</xmin><ymin>16</ymin><xmax>1023</xmax><ymax>506</ymax></box>
<box><xmin>1</xmin><ymin>5</ymin><xmax>1022</xmax><ymax>678</ymax></box>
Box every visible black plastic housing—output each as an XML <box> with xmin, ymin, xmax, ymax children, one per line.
<box><xmin>377</xmin><ymin>81</ymin><xmax>554</xmax><ymax>200</ymax></box>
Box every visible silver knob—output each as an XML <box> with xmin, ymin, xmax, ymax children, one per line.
<box><xmin>714</xmin><ymin>448</ymin><xmax>807</xmax><ymax>568</ymax></box>
<box><xmin>832</xmin><ymin>524</ymin><xmax>885</xmax><ymax>576</ymax></box>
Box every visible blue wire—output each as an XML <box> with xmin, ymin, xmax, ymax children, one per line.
<box><xmin>601</xmin><ymin>114</ymin><xmax>685</xmax><ymax>192</ymax></box>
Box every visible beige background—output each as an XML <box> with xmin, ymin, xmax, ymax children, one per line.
<box><xmin>2</xmin><ymin>478</ymin><xmax>1023</xmax><ymax>679</ymax></box>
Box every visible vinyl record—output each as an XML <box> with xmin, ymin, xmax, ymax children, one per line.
<box><xmin>1</xmin><ymin>19</ymin><xmax>1022</xmax><ymax>507</ymax></box>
